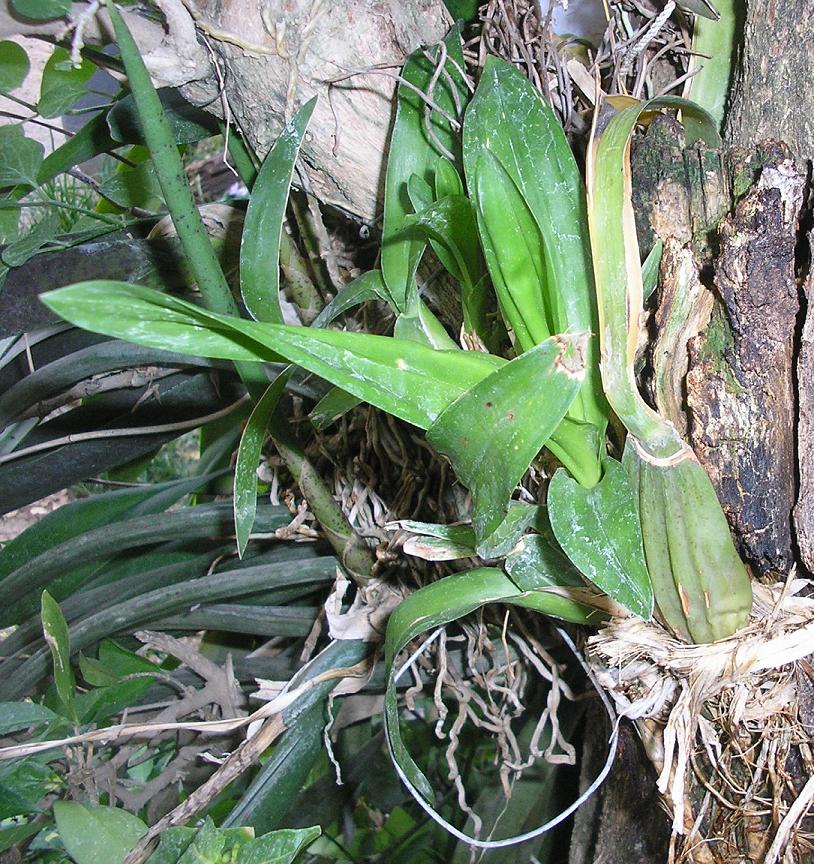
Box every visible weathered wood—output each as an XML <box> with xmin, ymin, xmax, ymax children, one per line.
<box><xmin>687</xmin><ymin>159</ymin><xmax>804</xmax><ymax>576</ymax></box>
<box><xmin>794</xmin><ymin>260</ymin><xmax>814</xmax><ymax>572</ymax></box>
<box><xmin>186</xmin><ymin>0</ymin><xmax>451</xmax><ymax>222</ymax></box>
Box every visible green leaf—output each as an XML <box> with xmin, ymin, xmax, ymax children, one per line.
<box><xmin>235</xmin><ymin>373</ymin><xmax>289</xmax><ymax>555</ymax></box>
<box><xmin>0</xmin><ymin>211</ymin><xmax>60</xmax><ymax>267</ymax></box>
<box><xmin>504</xmin><ymin>533</ymin><xmax>583</xmax><ymax>592</ymax></box>
<box><xmin>37</xmin><ymin>113</ymin><xmax>121</xmax><ymax>186</ymax></box>
<box><xmin>40</xmin><ymin>590</ymin><xmax>76</xmax><ymax>720</ymax></box>
<box><xmin>382</xmin><ymin>30</ymin><xmax>468</xmax><ymax>311</ymax></box>
<box><xmin>687</xmin><ymin>0</ymin><xmax>736</xmax><ymax>138</ymax></box>
<box><xmin>40</xmin><ymin>281</ymin><xmax>505</xmax><ymax>429</ymax></box>
<box><xmin>0</xmin><ymin>758</ymin><xmax>60</xmax><ymax>819</ymax></box>
<box><xmin>0</xmin><ymin>701</ymin><xmax>59</xmax><ymax>734</ymax></box>
<box><xmin>38</xmin><ymin>47</ymin><xmax>95</xmax><ymax>118</ymax></box>
<box><xmin>99</xmin><ymin>160</ymin><xmax>163</xmax><ymax>210</ymax></box>
<box><xmin>442</xmin><ymin>0</ymin><xmax>479</xmax><ymax>21</ymax></box>
<box><xmin>642</xmin><ymin>239</ymin><xmax>663</xmax><ymax>301</ymax></box>
<box><xmin>145</xmin><ymin>827</ymin><xmax>254</xmax><ymax>864</ymax></box>
<box><xmin>407</xmin><ymin>194</ymin><xmax>481</xmax><ymax>291</ymax></box>
<box><xmin>434</xmin><ymin>155</ymin><xmax>464</xmax><ymax>199</ymax></box>
<box><xmin>0</xmin><ymin>821</ymin><xmax>41</xmax><ymax>854</ymax></box>
<box><xmin>393</xmin><ymin>301</ymin><xmax>458</xmax><ymax>349</ymax></box>
<box><xmin>547</xmin><ymin>459</ymin><xmax>653</xmax><ymax>618</ymax></box>
<box><xmin>176</xmin><ymin>819</ymin><xmax>225</xmax><ymax>863</ymax></box>
<box><xmin>0</xmin><ymin>124</ymin><xmax>43</xmax><ymax>189</ymax></box>
<box><xmin>235</xmin><ymin>827</ymin><xmax>321</xmax><ymax>864</ymax></box>
<box><xmin>54</xmin><ymin>802</ymin><xmax>147</xmax><ymax>864</ymax></box>
<box><xmin>475</xmin><ymin>501</ymin><xmax>540</xmax><ymax>558</ymax></box>
<box><xmin>308</xmin><ymin>386</ymin><xmax>362</xmax><ymax>430</ymax></box>
<box><xmin>311</xmin><ymin>269</ymin><xmax>389</xmax><ymax>328</ymax></box>
<box><xmin>427</xmin><ymin>334</ymin><xmax>584</xmax><ymax>543</ymax></box>
<box><xmin>463</xmin><ymin>56</ymin><xmax>606</xmax><ymax>430</ymax></box>
<box><xmin>241</xmin><ymin>98</ymin><xmax>316</xmax><ymax>323</ymax></box>
<box><xmin>107</xmin><ymin>88</ymin><xmax>219</xmax><ymax>145</ymax></box>
<box><xmin>107</xmin><ymin>4</ymin><xmax>236</xmax><ymax>319</ymax></box>
<box><xmin>0</xmin><ymin>40</ymin><xmax>29</xmax><ymax>93</ymax></box>
<box><xmin>471</xmin><ymin>149</ymin><xmax>551</xmax><ymax>352</ymax></box>
<box><xmin>10</xmin><ymin>0</ymin><xmax>69</xmax><ymax>20</ymax></box>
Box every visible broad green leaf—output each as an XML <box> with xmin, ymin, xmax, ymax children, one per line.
<box><xmin>407</xmin><ymin>194</ymin><xmax>482</xmax><ymax>291</ymax></box>
<box><xmin>308</xmin><ymin>386</ymin><xmax>362</xmax><ymax>430</ymax></box>
<box><xmin>145</xmin><ymin>827</ymin><xmax>254</xmax><ymax>864</ymax></box>
<box><xmin>37</xmin><ymin>114</ymin><xmax>119</xmax><ymax>186</ymax></box>
<box><xmin>0</xmin><ymin>40</ymin><xmax>29</xmax><ymax>93</ymax></box>
<box><xmin>0</xmin><ymin>701</ymin><xmax>59</xmax><ymax>734</ymax></box>
<box><xmin>38</xmin><ymin>47</ymin><xmax>95</xmax><ymax>118</ymax></box>
<box><xmin>40</xmin><ymin>590</ymin><xmax>76</xmax><ymax>720</ymax></box>
<box><xmin>384</xmin><ymin>568</ymin><xmax>594</xmax><ymax>803</ymax></box>
<box><xmin>76</xmin><ymin>675</ymin><xmax>156</xmax><ymax>725</ymax></box>
<box><xmin>0</xmin><ymin>758</ymin><xmax>60</xmax><ymax>819</ymax></box>
<box><xmin>504</xmin><ymin>533</ymin><xmax>584</xmax><ymax>591</ymax></box>
<box><xmin>99</xmin><ymin>638</ymin><xmax>165</xmax><ymax>676</ymax></box>
<box><xmin>475</xmin><ymin>501</ymin><xmax>540</xmax><ymax>558</ymax></box>
<box><xmin>99</xmin><ymin>160</ymin><xmax>163</xmax><ymax>210</ymax></box>
<box><xmin>471</xmin><ymin>149</ymin><xmax>550</xmax><ymax>352</ymax></box>
<box><xmin>547</xmin><ymin>459</ymin><xmax>652</xmax><ymax>618</ymax></box>
<box><xmin>241</xmin><ymin>98</ymin><xmax>316</xmax><ymax>322</ymax></box>
<box><xmin>54</xmin><ymin>802</ymin><xmax>146</xmax><ymax>864</ymax></box>
<box><xmin>0</xmin><ymin>125</ymin><xmax>43</xmax><ymax>189</ymax></box>
<box><xmin>176</xmin><ymin>819</ymin><xmax>224</xmax><ymax>863</ymax></box>
<box><xmin>235</xmin><ymin>826</ymin><xmax>321</xmax><ymax>864</ymax></box>
<box><xmin>0</xmin><ymin>822</ymin><xmax>41</xmax><ymax>853</ymax></box>
<box><xmin>382</xmin><ymin>29</ymin><xmax>467</xmax><ymax>311</ymax></box>
<box><xmin>107</xmin><ymin>88</ymin><xmax>219</xmax><ymax>145</ymax></box>
<box><xmin>235</xmin><ymin>372</ymin><xmax>289</xmax><ymax>555</ymax></box>
<box><xmin>10</xmin><ymin>0</ymin><xmax>69</xmax><ymax>20</ymax></box>
<box><xmin>427</xmin><ymin>335</ymin><xmax>584</xmax><ymax>543</ymax></box>
<box><xmin>0</xmin><ymin>211</ymin><xmax>60</xmax><ymax>268</ymax></box>
<box><xmin>442</xmin><ymin>0</ymin><xmax>479</xmax><ymax>21</ymax></box>
<box><xmin>41</xmin><ymin>281</ymin><xmax>505</xmax><ymax>429</ymax></box>
<box><xmin>434</xmin><ymin>155</ymin><xmax>464</xmax><ymax>199</ymax></box>
<box><xmin>311</xmin><ymin>269</ymin><xmax>388</xmax><ymax>328</ymax></box>
<box><xmin>393</xmin><ymin>301</ymin><xmax>458</xmax><ymax>349</ymax></box>
<box><xmin>463</xmin><ymin>56</ymin><xmax>606</xmax><ymax>430</ymax></box>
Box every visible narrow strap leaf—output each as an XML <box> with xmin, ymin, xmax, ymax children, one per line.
<box><xmin>234</xmin><ymin>371</ymin><xmax>291</xmax><ymax>556</ymax></box>
<box><xmin>106</xmin><ymin>3</ymin><xmax>236</xmax><ymax>319</ymax></box>
<box><xmin>240</xmin><ymin>98</ymin><xmax>317</xmax><ymax>323</ymax></box>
